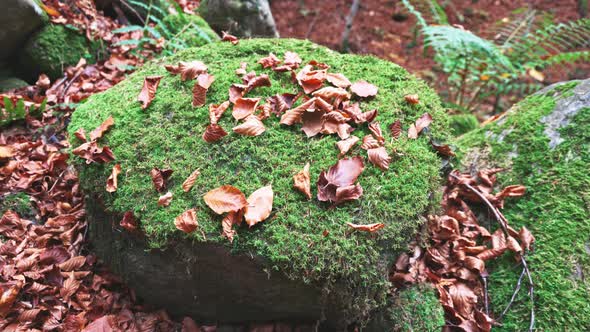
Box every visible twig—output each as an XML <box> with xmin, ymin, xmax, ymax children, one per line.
<box><xmin>499</xmin><ymin>267</ymin><xmax>526</xmax><ymax>319</ymax></box>
<box><xmin>341</xmin><ymin>0</ymin><xmax>361</xmax><ymax>52</ymax></box>
<box><xmin>59</xmin><ymin>69</ymin><xmax>84</xmax><ymax>100</ymax></box>
<box><xmin>450</xmin><ymin>172</ymin><xmax>535</xmax><ymax>331</ymax></box>
<box><xmin>482</xmin><ymin>273</ymin><xmax>490</xmax><ymax>316</ymax></box>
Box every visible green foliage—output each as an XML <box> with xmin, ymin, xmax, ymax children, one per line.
<box><xmin>69</xmin><ymin>39</ymin><xmax>449</xmax><ymax>321</ymax></box>
<box><xmin>449</xmin><ymin>113</ymin><xmax>479</xmax><ymax>136</ymax></box>
<box><xmin>1</xmin><ymin>97</ymin><xmax>46</xmax><ymax>127</ymax></box>
<box><xmin>456</xmin><ymin>82</ymin><xmax>590</xmax><ymax>330</ymax></box>
<box><xmin>388</xmin><ymin>285</ymin><xmax>445</xmax><ymax>331</ymax></box>
<box><xmin>0</xmin><ymin>192</ymin><xmax>34</xmax><ymax>218</ymax></box>
<box><xmin>403</xmin><ymin>2</ymin><xmax>590</xmax><ymax>112</ymax></box>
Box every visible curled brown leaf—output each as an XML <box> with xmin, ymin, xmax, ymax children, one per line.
<box><xmin>404</xmin><ymin>94</ymin><xmax>420</xmax><ymax>104</ymax></box>
<box><xmin>389</xmin><ymin>120</ymin><xmax>402</xmax><ymax>139</ymax></box>
<box><xmin>137</xmin><ymin>75</ymin><xmax>163</xmax><ymax>110</ymax></box>
<box><xmin>233</xmin><ymin>115</ymin><xmax>266</xmax><ymax>136</ymax></box>
<box><xmin>233</xmin><ymin>97</ymin><xmax>260</xmax><ymax>120</ymax></box>
<box><xmin>209</xmin><ymin>101</ymin><xmax>230</xmax><ymax>125</ymax></box>
<box><xmin>204</xmin><ymin>185</ymin><xmax>247</xmax><ymax>214</ymax></box>
<box><xmin>336</xmin><ymin>136</ymin><xmax>360</xmax><ymax>157</ymax></box>
<box><xmin>165</xmin><ymin>61</ymin><xmax>207</xmax><ymax>81</ymax></box>
<box><xmin>182</xmin><ymin>169</ymin><xmax>201</xmax><ymax>192</ymax></box>
<box><xmin>293</xmin><ymin>163</ymin><xmax>311</xmax><ymax>199</ymax></box>
<box><xmin>72</xmin><ymin>141</ymin><xmax>115</xmax><ymax>164</ymax></box>
<box><xmin>326</xmin><ymin>73</ymin><xmax>352</xmax><ymax>88</ymax></box>
<box><xmin>157</xmin><ymin>191</ymin><xmax>173</xmax><ymax>207</ymax></box>
<box><xmin>174</xmin><ymin>208</ymin><xmax>198</xmax><ymax>233</ymax></box>
<box><xmin>222</xmin><ymin>210</ymin><xmax>243</xmax><ymax>243</ymax></box>
<box><xmin>89</xmin><ymin>115</ymin><xmax>114</xmax><ymax>141</ymax></box>
<box><xmin>106</xmin><ymin>164</ymin><xmax>121</xmax><ymax>193</ymax></box>
<box><xmin>192</xmin><ymin>73</ymin><xmax>215</xmax><ymax>107</ymax></box>
<box><xmin>222</xmin><ymin>31</ymin><xmax>239</xmax><ymax>45</ymax></box>
<box><xmin>150</xmin><ymin>167</ymin><xmax>173</xmax><ymax>192</ymax></box>
<box><xmin>367</xmin><ymin>146</ymin><xmax>391</xmax><ymax>170</ymax></box>
<box><xmin>347</xmin><ymin>222</ymin><xmax>385</xmax><ymax>232</ymax></box>
<box><xmin>120</xmin><ymin>211</ymin><xmax>139</xmax><ymax>233</ymax></box>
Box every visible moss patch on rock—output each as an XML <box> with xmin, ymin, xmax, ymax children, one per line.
<box><xmin>160</xmin><ymin>13</ymin><xmax>219</xmax><ymax>49</ymax></box>
<box><xmin>449</xmin><ymin>113</ymin><xmax>479</xmax><ymax>137</ymax></box>
<box><xmin>0</xmin><ymin>192</ymin><xmax>34</xmax><ymax>219</ymax></box>
<box><xmin>19</xmin><ymin>24</ymin><xmax>98</xmax><ymax>80</ymax></box>
<box><xmin>69</xmin><ymin>38</ymin><xmax>449</xmax><ymax>323</ymax></box>
<box><xmin>456</xmin><ymin>80</ymin><xmax>590</xmax><ymax>330</ymax></box>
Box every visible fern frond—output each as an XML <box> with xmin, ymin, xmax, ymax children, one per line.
<box><xmin>401</xmin><ymin>0</ymin><xmax>448</xmax><ymax>27</ymax></box>
<box><xmin>492</xmin><ymin>9</ymin><xmax>537</xmax><ymax>46</ymax></box>
<box><xmin>538</xmin><ymin>50</ymin><xmax>590</xmax><ymax>68</ymax></box>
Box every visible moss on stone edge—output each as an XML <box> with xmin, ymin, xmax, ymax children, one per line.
<box><xmin>160</xmin><ymin>14</ymin><xmax>219</xmax><ymax>48</ymax></box>
<box><xmin>68</xmin><ymin>39</ymin><xmax>449</xmax><ymax>319</ymax></box>
<box><xmin>19</xmin><ymin>24</ymin><xmax>97</xmax><ymax>79</ymax></box>
<box><xmin>456</xmin><ymin>82</ymin><xmax>590</xmax><ymax>330</ymax></box>
<box><xmin>449</xmin><ymin>113</ymin><xmax>479</xmax><ymax>137</ymax></box>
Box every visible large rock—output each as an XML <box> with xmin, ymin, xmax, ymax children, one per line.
<box><xmin>0</xmin><ymin>0</ymin><xmax>47</xmax><ymax>60</ymax></box>
<box><xmin>68</xmin><ymin>39</ymin><xmax>449</xmax><ymax>329</ymax></box>
<box><xmin>457</xmin><ymin>79</ymin><xmax>590</xmax><ymax>330</ymax></box>
<box><xmin>199</xmin><ymin>0</ymin><xmax>279</xmax><ymax>37</ymax></box>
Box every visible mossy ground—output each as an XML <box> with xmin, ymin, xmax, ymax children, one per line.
<box><xmin>160</xmin><ymin>13</ymin><xmax>219</xmax><ymax>49</ymax></box>
<box><xmin>457</xmin><ymin>83</ymin><xmax>590</xmax><ymax>330</ymax></box>
<box><xmin>68</xmin><ymin>39</ymin><xmax>449</xmax><ymax>318</ymax></box>
<box><xmin>0</xmin><ymin>192</ymin><xmax>34</xmax><ymax>219</ymax></box>
<box><xmin>449</xmin><ymin>113</ymin><xmax>479</xmax><ymax>137</ymax></box>
<box><xmin>19</xmin><ymin>24</ymin><xmax>99</xmax><ymax>80</ymax></box>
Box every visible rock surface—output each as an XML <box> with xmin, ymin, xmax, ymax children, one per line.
<box><xmin>199</xmin><ymin>0</ymin><xmax>279</xmax><ymax>37</ymax></box>
<box><xmin>0</xmin><ymin>0</ymin><xmax>46</xmax><ymax>60</ymax></box>
<box><xmin>457</xmin><ymin>79</ymin><xmax>590</xmax><ymax>330</ymax></box>
<box><xmin>69</xmin><ymin>39</ymin><xmax>449</xmax><ymax>328</ymax></box>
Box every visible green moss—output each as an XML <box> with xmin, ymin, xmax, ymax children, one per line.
<box><xmin>19</xmin><ymin>24</ymin><xmax>97</xmax><ymax>79</ymax></box>
<box><xmin>69</xmin><ymin>39</ymin><xmax>449</xmax><ymax>318</ymax></box>
<box><xmin>457</xmin><ymin>84</ymin><xmax>590</xmax><ymax>330</ymax></box>
<box><xmin>449</xmin><ymin>113</ymin><xmax>479</xmax><ymax>137</ymax></box>
<box><xmin>160</xmin><ymin>14</ymin><xmax>219</xmax><ymax>48</ymax></box>
<box><xmin>0</xmin><ymin>77</ymin><xmax>29</xmax><ymax>93</ymax></box>
<box><xmin>389</xmin><ymin>285</ymin><xmax>445</xmax><ymax>331</ymax></box>
<box><xmin>0</xmin><ymin>192</ymin><xmax>34</xmax><ymax>219</ymax></box>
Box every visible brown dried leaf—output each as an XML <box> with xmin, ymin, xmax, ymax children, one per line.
<box><xmin>317</xmin><ymin>157</ymin><xmax>365</xmax><ymax>204</ymax></box>
<box><xmin>350</xmin><ymin>80</ymin><xmax>378</xmax><ymax>98</ymax></box>
<box><xmin>258</xmin><ymin>53</ymin><xmax>282</xmax><ymax>68</ymax></box>
<box><xmin>312</xmin><ymin>87</ymin><xmax>350</xmax><ymax>102</ymax></box>
<box><xmin>496</xmin><ymin>185</ymin><xmax>526</xmax><ymax>200</ymax></box>
<box><xmin>389</xmin><ymin>120</ymin><xmax>402</xmax><ymax>139</ymax></box>
<box><xmin>221</xmin><ymin>210</ymin><xmax>243</xmax><ymax>243</ymax></box>
<box><xmin>222</xmin><ymin>31</ymin><xmax>239</xmax><ymax>45</ymax></box>
<box><xmin>0</xmin><ymin>145</ymin><xmax>15</xmax><ymax>159</ymax></box>
<box><xmin>267</xmin><ymin>93</ymin><xmax>297</xmax><ymax>116</ymax></box>
<box><xmin>361</xmin><ymin>134</ymin><xmax>380</xmax><ymax>150</ymax></box>
<box><xmin>326</xmin><ymin>73</ymin><xmax>352</xmax><ymax>88</ymax></box>
<box><xmin>89</xmin><ymin>116</ymin><xmax>115</xmax><ymax>141</ymax></box>
<box><xmin>120</xmin><ymin>211</ymin><xmax>139</xmax><ymax>232</ymax></box>
<box><xmin>150</xmin><ymin>167</ymin><xmax>173</xmax><ymax>192</ymax></box>
<box><xmin>0</xmin><ymin>281</ymin><xmax>22</xmax><ymax>317</ymax></box>
<box><xmin>244</xmin><ymin>185</ymin><xmax>274</xmax><ymax>227</ymax></box>
<box><xmin>182</xmin><ymin>169</ymin><xmax>201</xmax><ymax>192</ymax></box>
<box><xmin>296</xmin><ymin>65</ymin><xmax>327</xmax><ymax>93</ymax></box>
<box><xmin>235</xmin><ymin>62</ymin><xmax>248</xmax><ymax>76</ymax></box>
<box><xmin>209</xmin><ymin>101</ymin><xmax>230</xmax><ymax>124</ymax></box>
<box><xmin>174</xmin><ymin>208</ymin><xmax>198</xmax><ymax>233</ymax></box>
<box><xmin>506</xmin><ymin>236</ymin><xmax>523</xmax><ymax>253</ymax></box>
<box><xmin>431</xmin><ymin>141</ymin><xmax>456</xmax><ymax>157</ymax></box>
<box><xmin>519</xmin><ymin>226</ymin><xmax>534</xmax><ymax>252</ymax></box>
<box><xmin>367</xmin><ymin>146</ymin><xmax>391</xmax><ymax>170</ymax></box>
<box><xmin>204</xmin><ymin>185</ymin><xmax>247</xmax><ymax>214</ymax></box>
<box><xmin>368</xmin><ymin>122</ymin><xmax>385</xmax><ymax>145</ymax></box>
<box><xmin>203</xmin><ymin>124</ymin><xmax>228</xmax><ymax>143</ymax></box>
<box><xmin>165</xmin><ymin>61</ymin><xmax>207</xmax><ymax>81</ymax></box>
<box><xmin>36</xmin><ymin>74</ymin><xmax>50</xmax><ymax>89</ymax></box>
<box><xmin>301</xmin><ymin>109</ymin><xmax>325</xmax><ymax>137</ymax></box>
<box><xmin>58</xmin><ymin>256</ymin><xmax>86</xmax><ymax>272</ymax></box>
<box><xmin>74</xmin><ymin>128</ymin><xmax>87</xmax><ymax>142</ymax></box>
<box><xmin>404</xmin><ymin>94</ymin><xmax>420</xmax><ymax>104</ymax></box>
<box><xmin>158</xmin><ymin>191</ymin><xmax>173</xmax><ymax>207</ymax></box>
<box><xmin>192</xmin><ymin>73</ymin><xmax>215</xmax><ymax>107</ymax></box>
<box><xmin>137</xmin><ymin>75</ymin><xmax>163</xmax><ymax>110</ymax></box>
<box><xmin>408</xmin><ymin>113</ymin><xmax>433</xmax><ymax>139</ymax></box>
<box><xmin>72</xmin><ymin>141</ymin><xmax>115</xmax><ymax>164</ymax></box>
<box><xmin>106</xmin><ymin>164</ymin><xmax>121</xmax><ymax>193</ymax></box>
<box><xmin>233</xmin><ymin>115</ymin><xmax>266</xmax><ymax>136</ymax></box>
<box><xmin>346</xmin><ymin>222</ymin><xmax>385</xmax><ymax>232</ymax></box>
<box><xmin>336</xmin><ymin>136</ymin><xmax>360</xmax><ymax>157</ymax></box>
<box><xmin>233</xmin><ymin>97</ymin><xmax>260</xmax><ymax>120</ymax></box>
<box><xmin>293</xmin><ymin>162</ymin><xmax>311</xmax><ymax>199</ymax></box>
<box><xmin>354</xmin><ymin>109</ymin><xmax>378</xmax><ymax>124</ymax></box>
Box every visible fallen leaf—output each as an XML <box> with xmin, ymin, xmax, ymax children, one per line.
<box><xmin>90</xmin><ymin>116</ymin><xmax>115</xmax><ymax>141</ymax></box>
<box><xmin>389</xmin><ymin>120</ymin><xmax>402</xmax><ymax>139</ymax></box>
<box><xmin>336</xmin><ymin>136</ymin><xmax>359</xmax><ymax>157</ymax></box>
<box><xmin>204</xmin><ymin>185</ymin><xmax>247</xmax><ymax>214</ymax></box>
<box><xmin>267</xmin><ymin>93</ymin><xmax>297</xmax><ymax>116</ymax></box>
<box><xmin>350</xmin><ymin>80</ymin><xmax>378</xmax><ymax>97</ymax></box>
<box><xmin>137</xmin><ymin>75</ymin><xmax>163</xmax><ymax>110</ymax></box>
<box><xmin>150</xmin><ymin>167</ymin><xmax>173</xmax><ymax>192</ymax></box>
<box><xmin>431</xmin><ymin>140</ymin><xmax>455</xmax><ymax>157</ymax></box>
<box><xmin>404</xmin><ymin>94</ymin><xmax>420</xmax><ymax>104</ymax></box>
<box><xmin>58</xmin><ymin>256</ymin><xmax>86</xmax><ymax>272</ymax></box>
<box><xmin>273</xmin><ymin>51</ymin><xmax>303</xmax><ymax>72</ymax></box>
<box><xmin>203</xmin><ymin>124</ymin><xmax>228</xmax><ymax>143</ymax></box>
<box><xmin>0</xmin><ymin>146</ymin><xmax>15</xmax><ymax>159</ymax></box>
<box><xmin>165</xmin><ymin>61</ymin><xmax>207</xmax><ymax>81</ymax></box>
<box><xmin>36</xmin><ymin>74</ymin><xmax>50</xmax><ymax>89</ymax></box>
<box><xmin>296</xmin><ymin>64</ymin><xmax>327</xmax><ymax>94</ymax></box>
<box><xmin>353</xmin><ymin>109</ymin><xmax>378</xmax><ymax>124</ymax></box>
<box><xmin>221</xmin><ymin>210</ymin><xmax>243</xmax><ymax>242</ymax></box>
<box><xmin>368</xmin><ymin>122</ymin><xmax>385</xmax><ymax>145</ymax></box>
<box><xmin>244</xmin><ymin>185</ymin><xmax>274</xmax><ymax>227</ymax></box>
<box><xmin>60</xmin><ymin>271</ymin><xmax>81</xmax><ymax>300</ymax></box>
<box><xmin>106</xmin><ymin>164</ymin><xmax>121</xmax><ymax>193</ymax></box>
<box><xmin>209</xmin><ymin>101</ymin><xmax>230</xmax><ymax>124</ymax></box>
<box><xmin>293</xmin><ymin>163</ymin><xmax>311</xmax><ymax>199</ymax></box>
<box><xmin>233</xmin><ymin>115</ymin><xmax>266</xmax><ymax>136</ymax></box>
<box><xmin>235</xmin><ymin>62</ymin><xmax>248</xmax><ymax>76</ymax></box>
<box><xmin>158</xmin><ymin>191</ymin><xmax>173</xmax><ymax>207</ymax></box>
<box><xmin>0</xmin><ymin>281</ymin><xmax>22</xmax><ymax>317</ymax></box>
<box><xmin>519</xmin><ymin>226</ymin><xmax>534</xmax><ymax>251</ymax></box>
<box><xmin>74</xmin><ymin>128</ymin><xmax>87</xmax><ymax>142</ymax></box>
<box><xmin>120</xmin><ymin>211</ymin><xmax>139</xmax><ymax>232</ymax></box>
<box><xmin>367</xmin><ymin>146</ymin><xmax>391</xmax><ymax>170</ymax></box>
<box><xmin>192</xmin><ymin>73</ymin><xmax>215</xmax><ymax>107</ymax></box>
<box><xmin>326</xmin><ymin>73</ymin><xmax>352</xmax><ymax>88</ymax></box>
<box><xmin>174</xmin><ymin>209</ymin><xmax>198</xmax><ymax>233</ymax></box>
<box><xmin>408</xmin><ymin>113</ymin><xmax>432</xmax><ymax>139</ymax></box>
<box><xmin>346</xmin><ymin>222</ymin><xmax>385</xmax><ymax>232</ymax></box>
<box><xmin>233</xmin><ymin>97</ymin><xmax>261</xmax><ymax>120</ymax></box>
<box><xmin>280</xmin><ymin>98</ymin><xmax>316</xmax><ymax>125</ymax></box>
<box><xmin>317</xmin><ymin>157</ymin><xmax>365</xmax><ymax>204</ymax></box>
<box><xmin>258</xmin><ymin>53</ymin><xmax>282</xmax><ymax>69</ymax></box>
<box><xmin>182</xmin><ymin>169</ymin><xmax>200</xmax><ymax>192</ymax></box>
<box><xmin>222</xmin><ymin>31</ymin><xmax>239</xmax><ymax>45</ymax></box>
<box><xmin>72</xmin><ymin>141</ymin><xmax>115</xmax><ymax>164</ymax></box>
<box><xmin>301</xmin><ymin>109</ymin><xmax>325</xmax><ymax>137</ymax></box>
<box><xmin>312</xmin><ymin>87</ymin><xmax>350</xmax><ymax>102</ymax></box>
<box><xmin>528</xmin><ymin>68</ymin><xmax>545</xmax><ymax>82</ymax></box>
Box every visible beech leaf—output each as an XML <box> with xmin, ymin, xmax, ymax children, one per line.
<box><xmin>120</xmin><ymin>211</ymin><xmax>138</xmax><ymax>233</ymax></box>
<box><xmin>137</xmin><ymin>75</ymin><xmax>162</xmax><ymax>110</ymax></box>
<box><xmin>209</xmin><ymin>101</ymin><xmax>230</xmax><ymax>124</ymax></box>
<box><xmin>293</xmin><ymin>163</ymin><xmax>311</xmax><ymax>199</ymax></box>
<box><xmin>222</xmin><ymin>210</ymin><xmax>243</xmax><ymax>243</ymax></box>
<box><xmin>106</xmin><ymin>164</ymin><xmax>121</xmax><ymax>193</ymax></box>
<box><xmin>174</xmin><ymin>209</ymin><xmax>198</xmax><ymax>233</ymax></box>
<box><xmin>89</xmin><ymin>115</ymin><xmax>114</xmax><ymax>141</ymax></box>
<box><xmin>222</xmin><ymin>31</ymin><xmax>239</xmax><ymax>45</ymax></box>
<box><xmin>202</xmin><ymin>124</ymin><xmax>228</xmax><ymax>143</ymax></box>
<box><xmin>389</xmin><ymin>119</ymin><xmax>402</xmax><ymax>139</ymax></box>
<box><xmin>233</xmin><ymin>97</ymin><xmax>260</xmax><ymax>120</ymax></box>
<box><xmin>192</xmin><ymin>73</ymin><xmax>215</xmax><ymax>107</ymax></box>
<box><xmin>404</xmin><ymin>94</ymin><xmax>420</xmax><ymax>104</ymax></box>
<box><xmin>182</xmin><ymin>169</ymin><xmax>201</xmax><ymax>192</ymax></box>
<box><xmin>150</xmin><ymin>167</ymin><xmax>173</xmax><ymax>192</ymax></box>
<box><xmin>326</xmin><ymin>73</ymin><xmax>352</xmax><ymax>88</ymax></box>
<box><xmin>367</xmin><ymin>146</ymin><xmax>391</xmax><ymax>170</ymax></box>
<box><xmin>204</xmin><ymin>185</ymin><xmax>247</xmax><ymax>214</ymax></box>
<box><xmin>350</xmin><ymin>80</ymin><xmax>378</xmax><ymax>97</ymax></box>
<box><xmin>244</xmin><ymin>185</ymin><xmax>274</xmax><ymax>227</ymax></box>
<box><xmin>233</xmin><ymin>115</ymin><xmax>266</xmax><ymax>136</ymax></box>
<box><xmin>346</xmin><ymin>222</ymin><xmax>385</xmax><ymax>232</ymax></box>
<box><xmin>157</xmin><ymin>191</ymin><xmax>173</xmax><ymax>207</ymax></box>
<box><xmin>336</xmin><ymin>136</ymin><xmax>359</xmax><ymax>157</ymax></box>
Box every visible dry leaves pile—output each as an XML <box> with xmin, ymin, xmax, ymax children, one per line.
<box><xmin>391</xmin><ymin>169</ymin><xmax>534</xmax><ymax>332</ymax></box>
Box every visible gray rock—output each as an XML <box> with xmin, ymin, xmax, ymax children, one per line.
<box><xmin>539</xmin><ymin>79</ymin><xmax>590</xmax><ymax>148</ymax></box>
<box><xmin>0</xmin><ymin>0</ymin><xmax>47</xmax><ymax>60</ymax></box>
<box><xmin>199</xmin><ymin>0</ymin><xmax>279</xmax><ymax>38</ymax></box>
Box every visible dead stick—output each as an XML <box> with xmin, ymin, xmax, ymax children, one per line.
<box><xmin>499</xmin><ymin>267</ymin><xmax>526</xmax><ymax>320</ymax></box>
<box><xmin>450</xmin><ymin>172</ymin><xmax>535</xmax><ymax>331</ymax></box>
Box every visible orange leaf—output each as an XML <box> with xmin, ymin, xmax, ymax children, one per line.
<box><xmin>293</xmin><ymin>163</ymin><xmax>311</xmax><ymax>199</ymax></box>
<box><xmin>204</xmin><ymin>185</ymin><xmax>247</xmax><ymax>214</ymax></box>
<box><xmin>368</xmin><ymin>121</ymin><xmax>384</xmax><ymax>145</ymax></box>
<box><xmin>174</xmin><ymin>209</ymin><xmax>198</xmax><ymax>233</ymax></box>
<box><xmin>389</xmin><ymin>119</ymin><xmax>402</xmax><ymax>139</ymax></box>
<box><xmin>158</xmin><ymin>191</ymin><xmax>174</xmax><ymax>207</ymax></box>
<box><xmin>0</xmin><ymin>281</ymin><xmax>22</xmax><ymax>317</ymax></box>
<box><xmin>192</xmin><ymin>73</ymin><xmax>215</xmax><ymax>107</ymax></box>
<box><xmin>203</xmin><ymin>124</ymin><xmax>228</xmax><ymax>143</ymax></box>
<box><xmin>120</xmin><ymin>211</ymin><xmax>139</xmax><ymax>233</ymax></box>
<box><xmin>222</xmin><ymin>31</ymin><xmax>239</xmax><ymax>45</ymax></box>
<box><xmin>360</xmin><ymin>135</ymin><xmax>380</xmax><ymax>150</ymax></box>
<box><xmin>221</xmin><ymin>210</ymin><xmax>243</xmax><ymax>243</ymax></box>
<box><xmin>326</xmin><ymin>73</ymin><xmax>352</xmax><ymax>88</ymax></box>
<box><xmin>367</xmin><ymin>146</ymin><xmax>391</xmax><ymax>170</ymax></box>
<box><xmin>258</xmin><ymin>53</ymin><xmax>282</xmax><ymax>68</ymax></box>
<box><xmin>519</xmin><ymin>226</ymin><xmax>535</xmax><ymax>252</ymax></box>
<box><xmin>209</xmin><ymin>101</ymin><xmax>230</xmax><ymax>124</ymax></box>
<box><xmin>350</xmin><ymin>80</ymin><xmax>378</xmax><ymax>97</ymax></box>
<box><xmin>74</xmin><ymin>128</ymin><xmax>87</xmax><ymax>142</ymax></box>
<box><xmin>182</xmin><ymin>169</ymin><xmax>201</xmax><ymax>192</ymax></box>
<box><xmin>244</xmin><ymin>185</ymin><xmax>274</xmax><ymax>227</ymax></box>
<box><xmin>336</xmin><ymin>136</ymin><xmax>359</xmax><ymax>157</ymax></box>
<box><xmin>346</xmin><ymin>222</ymin><xmax>384</xmax><ymax>232</ymax></box>
<box><xmin>58</xmin><ymin>256</ymin><xmax>86</xmax><ymax>272</ymax></box>
<box><xmin>89</xmin><ymin>116</ymin><xmax>114</xmax><ymax>141</ymax></box>
<box><xmin>137</xmin><ymin>75</ymin><xmax>163</xmax><ymax>110</ymax></box>
<box><xmin>150</xmin><ymin>167</ymin><xmax>173</xmax><ymax>192</ymax></box>
<box><xmin>36</xmin><ymin>74</ymin><xmax>50</xmax><ymax>89</ymax></box>
<box><xmin>233</xmin><ymin>115</ymin><xmax>266</xmax><ymax>136</ymax></box>
<box><xmin>165</xmin><ymin>61</ymin><xmax>207</xmax><ymax>81</ymax></box>
<box><xmin>404</xmin><ymin>94</ymin><xmax>420</xmax><ymax>104</ymax></box>
<box><xmin>106</xmin><ymin>164</ymin><xmax>121</xmax><ymax>193</ymax></box>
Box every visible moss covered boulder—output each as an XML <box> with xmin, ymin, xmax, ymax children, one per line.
<box><xmin>68</xmin><ymin>39</ymin><xmax>449</xmax><ymax>328</ymax></box>
<box><xmin>457</xmin><ymin>79</ymin><xmax>590</xmax><ymax>330</ymax></box>
<box><xmin>18</xmin><ymin>24</ymin><xmax>98</xmax><ymax>80</ymax></box>
<box><xmin>160</xmin><ymin>14</ymin><xmax>220</xmax><ymax>48</ymax></box>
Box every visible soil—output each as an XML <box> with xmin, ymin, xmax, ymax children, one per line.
<box><xmin>270</xmin><ymin>0</ymin><xmax>589</xmax><ymax>108</ymax></box>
